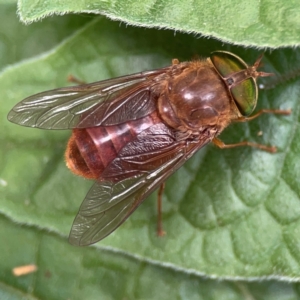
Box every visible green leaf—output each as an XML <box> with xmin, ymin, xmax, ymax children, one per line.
<box><xmin>18</xmin><ymin>0</ymin><xmax>300</xmax><ymax>48</ymax></box>
<box><xmin>2</xmin><ymin>2</ymin><xmax>300</xmax><ymax>299</ymax></box>
<box><xmin>2</xmin><ymin>14</ymin><xmax>300</xmax><ymax>277</ymax></box>
<box><xmin>2</xmin><ymin>214</ymin><xmax>300</xmax><ymax>300</ymax></box>
<box><xmin>0</xmin><ymin>1</ymin><xmax>90</xmax><ymax>70</ymax></box>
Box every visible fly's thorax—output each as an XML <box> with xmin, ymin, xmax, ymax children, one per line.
<box><xmin>157</xmin><ymin>60</ymin><xmax>233</xmax><ymax>134</ymax></box>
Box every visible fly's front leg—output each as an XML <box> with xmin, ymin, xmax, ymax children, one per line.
<box><xmin>234</xmin><ymin>108</ymin><xmax>291</xmax><ymax>123</ymax></box>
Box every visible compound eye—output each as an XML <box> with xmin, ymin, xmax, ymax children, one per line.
<box><xmin>210</xmin><ymin>51</ymin><xmax>247</xmax><ymax>78</ymax></box>
<box><xmin>231</xmin><ymin>78</ymin><xmax>257</xmax><ymax>116</ymax></box>
<box><xmin>210</xmin><ymin>51</ymin><xmax>258</xmax><ymax>116</ymax></box>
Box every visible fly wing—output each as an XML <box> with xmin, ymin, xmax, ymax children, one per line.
<box><xmin>69</xmin><ymin>123</ymin><xmax>212</xmax><ymax>246</ymax></box>
<box><xmin>7</xmin><ymin>67</ymin><xmax>172</xmax><ymax>129</ymax></box>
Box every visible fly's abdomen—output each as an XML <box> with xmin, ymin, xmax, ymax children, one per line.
<box><xmin>65</xmin><ymin>112</ymin><xmax>161</xmax><ymax>179</ymax></box>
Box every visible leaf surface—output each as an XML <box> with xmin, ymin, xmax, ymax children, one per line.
<box><xmin>18</xmin><ymin>0</ymin><xmax>300</xmax><ymax>47</ymax></box>
<box><xmin>2</xmin><ymin>2</ymin><xmax>300</xmax><ymax>299</ymax></box>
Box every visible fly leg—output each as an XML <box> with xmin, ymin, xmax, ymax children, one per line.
<box><xmin>172</xmin><ymin>58</ymin><xmax>180</xmax><ymax>65</ymax></box>
<box><xmin>214</xmin><ymin>108</ymin><xmax>292</xmax><ymax>152</ymax></box>
<box><xmin>67</xmin><ymin>75</ymin><xmax>86</xmax><ymax>85</ymax></box>
<box><xmin>212</xmin><ymin>137</ymin><xmax>277</xmax><ymax>153</ymax></box>
<box><xmin>157</xmin><ymin>182</ymin><xmax>166</xmax><ymax>237</ymax></box>
<box><xmin>234</xmin><ymin>108</ymin><xmax>291</xmax><ymax>123</ymax></box>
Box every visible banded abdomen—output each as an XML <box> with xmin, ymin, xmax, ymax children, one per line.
<box><xmin>65</xmin><ymin>112</ymin><xmax>162</xmax><ymax>179</ymax></box>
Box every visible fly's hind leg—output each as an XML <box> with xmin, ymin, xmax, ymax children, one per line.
<box><xmin>157</xmin><ymin>182</ymin><xmax>166</xmax><ymax>237</ymax></box>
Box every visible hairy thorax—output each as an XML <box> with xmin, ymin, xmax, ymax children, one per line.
<box><xmin>157</xmin><ymin>59</ymin><xmax>236</xmax><ymax>137</ymax></box>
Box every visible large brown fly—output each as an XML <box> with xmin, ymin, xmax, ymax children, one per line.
<box><xmin>8</xmin><ymin>51</ymin><xmax>290</xmax><ymax>246</ymax></box>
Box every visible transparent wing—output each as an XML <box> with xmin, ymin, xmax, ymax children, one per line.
<box><xmin>69</xmin><ymin>123</ymin><xmax>211</xmax><ymax>246</ymax></box>
<box><xmin>7</xmin><ymin>67</ymin><xmax>171</xmax><ymax>129</ymax></box>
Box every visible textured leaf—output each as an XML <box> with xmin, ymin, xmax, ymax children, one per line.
<box><xmin>18</xmin><ymin>0</ymin><xmax>300</xmax><ymax>48</ymax></box>
<box><xmin>0</xmin><ymin>1</ymin><xmax>89</xmax><ymax>70</ymax></box>
<box><xmin>2</xmin><ymin>2</ymin><xmax>300</xmax><ymax>299</ymax></box>
<box><xmin>2</xmin><ymin>214</ymin><xmax>300</xmax><ymax>300</ymax></box>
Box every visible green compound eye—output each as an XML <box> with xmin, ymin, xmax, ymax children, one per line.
<box><xmin>210</xmin><ymin>51</ymin><xmax>258</xmax><ymax>116</ymax></box>
<box><xmin>231</xmin><ymin>77</ymin><xmax>257</xmax><ymax>116</ymax></box>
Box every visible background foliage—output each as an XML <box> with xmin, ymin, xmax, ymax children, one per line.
<box><xmin>1</xmin><ymin>0</ymin><xmax>300</xmax><ymax>299</ymax></box>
